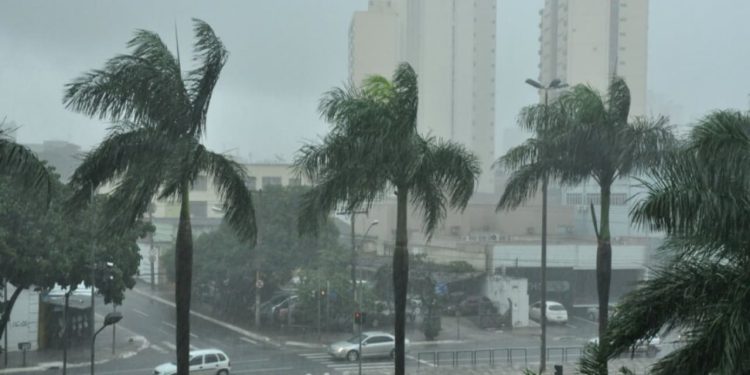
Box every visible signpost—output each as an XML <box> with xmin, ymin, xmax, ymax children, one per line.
<box><xmin>18</xmin><ymin>342</ymin><xmax>30</xmax><ymax>367</ymax></box>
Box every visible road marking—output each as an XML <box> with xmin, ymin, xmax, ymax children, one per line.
<box><xmin>162</xmin><ymin>321</ymin><xmax>176</xmax><ymax>329</ymax></box>
<box><xmin>231</xmin><ymin>367</ymin><xmax>294</xmax><ymax>374</ymax></box>
<box><xmin>240</xmin><ymin>336</ymin><xmax>258</xmax><ymax>345</ymax></box>
<box><xmin>299</xmin><ymin>353</ymin><xmax>330</xmax><ymax>359</ymax></box>
<box><xmin>161</xmin><ymin>341</ymin><xmax>176</xmax><ymax>350</ymax></box>
<box><xmin>132</xmin><ymin>308</ymin><xmax>149</xmax><ymax>317</ymax></box>
<box><xmin>190</xmin><ymin>344</ymin><xmax>197</xmax><ymax>350</ymax></box>
<box><xmin>407</xmin><ymin>354</ymin><xmax>434</xmax><ymax>367</ymax></box>
<box><xmin>232</xmin><ymin>358</ymin><xmax>270</xmax><ymax>364</ymax></box>
<box><xmin>84</xmin><ymin>367</ymin><xmax>156</xmax><ymax>374</ymax></box>
<box><xmin>190</xmin><ymin>332</ymin><xmax>199</xmax><ymax>338</ymax></box>
<box><xmin>566</xmin><ymin>323</ymin><xmax>578</xmax><ymax>329</ymax></box>
<box><xmin>150</xmin><ymin>344</ymin><xmax>168</xmax><ymax>354</ymax></box>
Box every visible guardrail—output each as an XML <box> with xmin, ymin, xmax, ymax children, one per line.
<box><xmin>416</xmin><ymin>346</ymin><xmax>584</xmax><ymax>369</ymax></box>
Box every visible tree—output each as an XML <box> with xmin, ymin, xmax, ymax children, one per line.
<box><xmin>598</xmin><ymin>111</ymin><xmax>750</xmax><ymax>374</ymax></box>
<box><xmin>552</xmin><ymin>77</ymin><xmax>673</xmax><ymax>341</ymax></box>
<box><xmin>295</xmin><ymin>63</ymin><xmax>480</xmax><ymax>375</ymax></box>
<box><xmin>62</xmin><ymin>20</ymin><xmax>256</xmax><ymax>374</ymax></box>
<box><xmin>0</xmin><ymin>171</ymin><xmax>146</xmax><ymax>341</ymax></box>
<box><xmin>0</xmin><ymin>120</ymin><xmax>53</xmax><ymax>199</ymax></box>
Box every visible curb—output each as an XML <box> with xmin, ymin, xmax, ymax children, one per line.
<box><xmin>411</xmin><ymin>339</ymin><xmax>466</xmax><ymax>346</ymax></box>
<box><xmin>132</xmin><ymin>288</ymin><xmax>283</xmax><ymax>349</ymax></box>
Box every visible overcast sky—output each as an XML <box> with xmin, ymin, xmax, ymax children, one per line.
<box><xmin>1</xmin><ymin>1</ymin><xmax>749</xmax><ymax>162</ymax></box>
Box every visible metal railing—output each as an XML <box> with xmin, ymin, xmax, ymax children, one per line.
<box><xmin>416</xmin><ymin>346</ymin><xmax>586</xmax><ymax>369</ymax></box>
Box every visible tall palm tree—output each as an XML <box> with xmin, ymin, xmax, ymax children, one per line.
<box><xmin>599</xmin><ymin>110</ymin><xmax>750</xmax><ymax>374</ymax></box>
<box><xmin>294</xmin><ymin>63</ymin><xmax>480</xmax><ymax>375</ymax></box>
<box><xmin>63</xmin><ymin>20</ymin><xmax>256</xmax><ymax>374</ymax></box>
<box><xmin>554</xmin><ymin>77</ymin><xmax>674</xmax><ymax>341</ymax></box>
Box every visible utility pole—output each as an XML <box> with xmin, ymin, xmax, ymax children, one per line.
<box><xmin>254</xmin><ymin>189</ymin><xmax>263</xmax><ymax>328</ymax></box>
<box><xmin>89</xmin><ymin>185</ymin><xmax>96</xmax><ymax>374</ymax></box>
<box><xmin>149</xmin><ymin>211</ymin><xmax>156</xmax><ymax>290</ymax></box>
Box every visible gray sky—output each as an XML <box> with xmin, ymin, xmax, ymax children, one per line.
<box><xmin>1</xmin><ymin>1</ymin><xmax>749</xmax><ymax>162</ymax></box>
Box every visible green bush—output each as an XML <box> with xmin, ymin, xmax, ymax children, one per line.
<box><xmin>422</xmin><ymin>314</ymin><xmax>441</xmax><ymax>340</ymax></box>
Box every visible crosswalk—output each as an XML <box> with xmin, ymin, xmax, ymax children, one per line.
<box><xmin>299</xmin><ymin>352</ymin><xmax>395</xmax><ymax>374</ymax></box>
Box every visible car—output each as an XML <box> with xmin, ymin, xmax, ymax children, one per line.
<box><xmin>327</xmin><ymin>331</ymin><xmax>409</xmax><ymax>361</ymax></box>
<box><xmin>457</xmin><ymin>295</ymin><xmax>497</xmax><ymax>316</ymax></box>
<box><xmin>588</xmin><ymin>335</ymin><xmax>661</xmax><ymax>357</ymax></box>
<box><xmin>529</xmin><ymin>301</ymin><xmax>568</xmax><ymax>324</ymax></box>
<box><xmin>153</xmin><ymin>348</ymin><xmax>231</xmax><ymax>375</ymax></box>
<box><xmin>585</xmin><ymin>303</ymin><xmax>616</xmax><ymax>322</ymax></box>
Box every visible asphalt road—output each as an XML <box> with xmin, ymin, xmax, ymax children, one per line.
<box><xmin>17</xmin><ymin>289</ymin><xmax>674</xmax><ymax>374</ymax></box>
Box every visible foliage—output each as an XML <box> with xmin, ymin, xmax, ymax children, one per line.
<box><xmin>498</xmin><ymin>78</ymin><xmax>675</xmax><ymax>345</ymax></box>
<box><xmin>294</xmin><ymin>63</ymin><xmax>480</xmax><ymax>375</ymax></box>
<box><xmin>63</xmin><ymin>19</ymin><xmax>257</xmax><ymax>373</ymax></box>
<box><xmin>0</xmin><ymin>171</ymin><xmax>145</xmax><ymax>339</ymax></box>
<box><xmin>163</xmin><ymin>186</ymin><xmax>341</xmax><ymax>321</ymax></box>
<box><xmin>0</xmin><ymin>121</ymin><xmax>53</xmax><ymax>201</ymax></box>
<box><xmin>599</xmin><ymin>111</ymin><xmax>750</xmax><ymax>374</ymax></box>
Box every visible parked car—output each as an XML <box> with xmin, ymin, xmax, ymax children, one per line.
<box><xmin>258</xmin><ymin>293</ymin><xmax>294</xmax><ymax>323</ymax></box>
<box><xmin>328</xmin><ymin>331</ymin><xmax>409</xmax><ymax>361</ymax></box>
<box><xmin>589</xmin><ymin>335</ymin><xmax>661</xmax><ymax>357</ymax></box>
<box><xmin>457</xmin><ymin>295</ymin><xmax>497</xmax><ymax>316</ymax></box>
<box><xmin>529</xmin><ymin>301</ymin><xmax>568</xmax><ymax>324</ymax></box>
<box><xmin>585</xmin><ymin>303</ymin><xmax>616</xmax><ymax>322</ymax></box>
<box><xmin>153</xmin><ymin>348</ymin><xmax>230</xmax><ymax>375</ymax></box>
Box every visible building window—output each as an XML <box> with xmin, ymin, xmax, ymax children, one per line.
<box><xmin>192</xmin><ymin>176</ymin><xmax>207</xmax><ymax>191</ymax></box>
<box><xmin>262</xmin><ymin>176</ymin><xmax>282</xmax><ymax>188</ymax></box>
<box><xmin>190</xmin><ymin>201</ymin><xmax>208</xmax><ymax>218</ymax></box>
<box><xmin>611</xmin><ymin>193</ymin><xmax>627</xmax><ymax>206</ymax></box>
<box><xmin>245</xmin><ymin>176</ymin><xmax>257</xmax><ymax>190</ymax></box>
<box><xmin>566</xmin><ymin>193</ymin><xmax>583</xmax><ymax>205</ymax></box>
<box><xmin>586</xmin><ymin>193</ymin><xmax>601</xmax><ymax>205</ymax></box>
<box><xmin>289</xmin><ymin>178</ymin><xmax>301</xmax><ymax>187</ymax></box>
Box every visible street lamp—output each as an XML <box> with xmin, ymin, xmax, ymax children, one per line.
<box><xmin>354</xmin><ymin>220</ymin><xmax>379</xmax><ymax>305</ymax></box>
<box><xmin>525</xmin><ymin>77</ymin><xmax>567</xmax><ymax>374</ymax></box>
<box><xmin>91</xmin><ymin>311</ymin><xmax>123</xmax><ymax>375</ymax></box>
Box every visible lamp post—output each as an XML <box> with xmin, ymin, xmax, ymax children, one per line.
<box><xmin>525</xmin><ymin>77</ymin><xmax>567</xmax><ymax>374</ymax></box>
<box><xmin>91</xmin><ymin>312</ymin><xmax>122</xmax><ymax>375</ymax></box>
<box><xmin>356</xmin><ymin>219</ymin><xmax>377</xmax><ymax>375</ymax></box>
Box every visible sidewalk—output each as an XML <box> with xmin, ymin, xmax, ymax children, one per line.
<box><xmin>0</xmin><ymin>314</ymin><xmax>148</xmax><ymax>374</ymax></box>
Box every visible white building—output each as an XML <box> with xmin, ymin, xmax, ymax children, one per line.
<box><xmin>0</xmin><ymin>285</ymin><xmax>39</xmax><ymax>352</ymax></box>
<box><xmin>539</xmin><ymin>0</ymin><xmax>648</xmax><ymax>116</ymax></box>
<box><xmin>350</xmin><ymin>0</ymin><xmax>497</xmax><ymax>193</ymax></box>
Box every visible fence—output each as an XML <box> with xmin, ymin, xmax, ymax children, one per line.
<box><xmin>416</xmin><ymin>346</ymin><xmax>586</xmax><ymax>369</ymax></box>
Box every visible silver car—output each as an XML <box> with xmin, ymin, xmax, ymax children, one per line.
<box><xmin>328</xmin><ymin>331</ymin><xmax>409</xmax><ymax>361</ymax></box>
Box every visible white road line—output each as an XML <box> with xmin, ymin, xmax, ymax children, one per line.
<box><xmin>162</xmin><ymin>321</ymin><xmax>176</xmax><ymax>329</ymax></box>
<box><xmin>161</xmin><ymin>341</ymin><xmax>176</xmax><ymax>350</ymax></box>
<box><xmin>190</xmin><ymin>344</ymin><xmax>198</xmax><ymax>350</ymax></box>
<box><xmin>231</xmin><ymin>358</ymin><xmax>270</xmax><ymax>365</ymax></box>
<box><xmin>150</xmin><ymin>344</ymin><xmax>168</xmax><ymax>354</ymax></box>
<box><xmin>189</xmin><ymin>332</ymin><xmax>199</xmax><ymax>338</ymax></box>
<box><xmin>240</xmin><ymin>336</ymin><xmax>258</xmax><ymax>345</ymax></box>
<box><xmin>299</xmin><ymin>353</ymin><xmax>330</xmax><ymax>358</ymax></box>
<box><xmin>231</xmin><ymin>367</ymin><xmax>295</xmax><ymax>374</ymax></box>
<box><xmin>407</xmin><ymin>354</ymin><xmax>434</xmax><ymax>367</ymax></box>
<box><xmin>132</xmin><ymin>308</ymin><xmax>149</xmax><ymax>317</ymax></box>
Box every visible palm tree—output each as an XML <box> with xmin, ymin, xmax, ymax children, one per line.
<box><xmin>63</xmin><ymin>20</ymin><xmax>256</xmax><ymax>374</ymax></box>
<box><xmin>553</xmin><ymin>77</ymin><xmax>674</xmax><ymax>340</ymax></box>
<box><xmin>294</xmin><ymin>63</ymin><xmax>480</xmax><ymax>375</ymax></box>
<box><xmin>599</xmin><ymin>110</ymin><xmax>750</xmax><ymax>374</ymax></box>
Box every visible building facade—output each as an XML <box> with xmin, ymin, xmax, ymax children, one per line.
<box><xmin>539</xmin><ymin>0</ymin><xmax>648</xmax><ymax>116</ymax></box>
<box><xmin>350</xmin><ymin>0</ymin><xmax>497</xmax><ymax>193</ymax></box>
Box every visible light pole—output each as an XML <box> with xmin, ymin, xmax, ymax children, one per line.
<box><xmin>356</xmin><ymin>219</ymin><xmax>377</xmax><ymax>375</ymax></box>
<box><xmin>91</xmin><ymin>312</ymin><xmax>122</xmax><ymax>375</ymax></box>
<box><xmin>525</xmin><ymin>77</ymin><xmax>567</xmax><ymax>374</ymax></box>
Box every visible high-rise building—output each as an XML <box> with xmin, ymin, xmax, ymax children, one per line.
<box><xmin>539</xmin><ymin>0</ymin><xmax>648</xmax><ymax>116</ymax></box>
<box><xmin>350</xmin><ymin>0</ymin><xmax>497</xmax><ymax>193</ymax></box>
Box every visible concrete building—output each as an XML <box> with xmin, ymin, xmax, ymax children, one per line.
<box><xmin>539</xmin><ymin>0</ymin><xmax>648</xmax><ymax>116</ymax></box>
<box><xmin>350</xmin><ymin>0</ymin><xmax>497</xmax><ymax>193</ymax></box>
<box><xmin>25</xmin><ymin>140</ymin><xmax>82</xmax><ymax>182</ymax></box>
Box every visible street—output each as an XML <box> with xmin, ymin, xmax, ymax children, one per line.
<box><xmin>11</xmin><ymin>286</ymin><xmax>670</xmax><ymax>375</ymax></box>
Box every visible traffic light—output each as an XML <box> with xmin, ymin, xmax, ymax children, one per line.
<box><xmin>354</xmin><ymin>311</ymin><xmax>367</xmax><ymax>325</ymax></box>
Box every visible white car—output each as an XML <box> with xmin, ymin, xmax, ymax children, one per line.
<box><xmin>328</xmin><ymin>331</ymin><xmax>409</xmax><ymax>361</ymax></box>
<box><xmin>529</xmin><ymin>301</ymin><xmax>568</xmax><ymax>324</ymax></box>
<box><xmin>154</xmin><ymin>349</ymin><xmax>231</xmax><ymax>375</ymax></box>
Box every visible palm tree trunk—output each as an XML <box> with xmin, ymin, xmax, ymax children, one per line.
<box><xmin>596</xmin><ymin>184</ymin><xmax>612</xmax><ymax>341</ymax></box>
<box><xmin>393</xmin><ymin>188</ymin><xmax>409</xmax><ymax>375</ymax></box>
<box><xmin>175</xmin><ymin>184</ymin><xmax>193</xmax><ymax>375</ymax></box>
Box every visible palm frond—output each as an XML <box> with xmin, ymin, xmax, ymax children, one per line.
<box><xmin>67</xmin><ymin>125</ymin><xmax>170</xmax><ymax>210</ymax></box>
<box><xmin>497</xmin><ymin>164</ymin><xmax>545</xmax><ymax>210</ymax></box>
<box><xmin>614</xmin><ymin>115</ymin><xmax>675</xmax><ymax>178</ymax></box>
<box><xmin>198</xmin><ymin>149</ymin><xmax>256</xmax><ymax>244</ymax></box>
<box><xmin>690</xmin><ymin>110</ymin><xmax>750</xmax><ymax>173</ymax></box>
<box><xmin>425</xmin><ymin>140</ymin><xmax>479</xmax><ymax>210</ymax></box>
<box><xmin>186</xmin><ymin>18</ymin><xmax>228</xmax><ymax>139</ymax></box>
<box><xmin>391</xmin><ymin>63</ymin><xmax>418</xmax><ymax>130</ymax></box>
<box><xmin>0</xmin><ymin>134</ymin><xmax>53</xmax><ymax>202</ymax></box>
<box><xmin>63</xmin><ymin>29</ymin><xmax>189</xmax><ymax>132</ymax></box>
